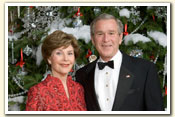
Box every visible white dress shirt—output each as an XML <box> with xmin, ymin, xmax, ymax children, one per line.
<box><xmin>94</xmin><ymin>50</ymin><xmax>122</xmax><ymax>111</ymax></box>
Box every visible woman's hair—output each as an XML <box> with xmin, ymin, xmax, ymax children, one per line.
<box><xmin>90</xmin><ymin>13</ymin><xmax>123</xmax><ymax>36</ymax></box>
<box><xmin>42</xmin><ymin>30</ymin><xmax>80</xmax><ymax>65</ymax></box>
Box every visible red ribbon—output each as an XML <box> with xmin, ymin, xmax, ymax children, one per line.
<box><xmin>123</xmin><ymin>24</ymin><xmax>129</xmax><ymax>36</ymax></box>
<box><xmin>16</xmin><ymin>48</ymin><xmax>25</xmax><ymax>68</ymax></box>
<box><xmin>152</xmin><ymin>14</ymin><xmax>155</xmax><ymax>21</ymax></box>
<box><xmin>73</xmin><ymin>7</ymin><xmax>83</xmax><ymax>17</ymax></box>
<box><xmin>165</xmin><ymin>86</ymin><xmax>167</xmax><ymax>96</ymax></box>
<box><xmin>86</xmin><ymin>49</ymin><xmax>92</xmax><ymax>58</ymax></box>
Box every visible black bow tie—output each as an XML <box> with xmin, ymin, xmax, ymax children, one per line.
<box><xmin>98</xmin><ymin>60</ymin><xmax>114</xmax><ymax>70</ymax></box>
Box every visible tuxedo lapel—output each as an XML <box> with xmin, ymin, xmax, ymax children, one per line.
<box><xmin>84</xmin><ymin>60</ymin><xmax>101</xmax><ymax>111</ymax></box>
<box><xmin>112</xmin><ymin>53</ymin><xmax>135</xmax><ymax>111</ymax></box>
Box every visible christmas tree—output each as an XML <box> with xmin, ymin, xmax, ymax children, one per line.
<box><xmin>7</xmin><ymin>4</ymin><xmax>168</xmax><ymax>111</ymax></box>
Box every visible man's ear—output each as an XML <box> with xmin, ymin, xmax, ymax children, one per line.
<box><xmin>119</xmin><ymin>33</ymin><xmax>123</xmax><ymax>45</ymax></box>
<box><xmin>91</xmin><ymin>35</ymin><xmax>95</xmax><ymax>46</ymax></box>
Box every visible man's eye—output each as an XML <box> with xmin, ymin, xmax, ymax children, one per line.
<box><xmin>109</xmin><ymin>32</ymin><xmax>115</xmax><ymax>35</ymax></box>
<box><xmin>96</xmin><ymin>32</ymin><xmax>103</xmax><ymax>35</ymax></box>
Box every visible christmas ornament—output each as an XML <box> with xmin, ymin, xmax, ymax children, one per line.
<box><xmin>131</xmin><ymin>17</ymin><xmax>147</xmax><ymax>34</ymax></box>
<box><xmin>154</xmin><ymin>6</ymin><xmax>167</xmax><ymax>20</ymax></box>
<box><xmin>123</xmin><ymin>24</ymin><xmax>129</xmax><ymax>36</ymax></box>
<box><xmin>129</xmin><ymin>7</ymin><xmax>142</xmax><ymax>25</ymax></box>
<box><xmin>23</xmin><ymin>45</ymin><xmax>32</xmax><ymax>56</ymax></box>
<box><xmin>9</xmin><ymin>29</ymin><xmax>13</xmax><ymax>35</ymax></box>
<box><xmin>94</xmin><ymin>7</ymin><xmax>101</xmax><ymax>15</ymax></box>
<box><xmin>85</xmin><ymin>49</ymin><xmax>97</xmax><ymax>63</ymax></box>
<box><xmin>17</xmin><ymin>6</ymin><xmax>20</xmax><ymax>18</ymax></box>
<box><xmin>9</xmin><ymin>31</ymin><xmax>17</xmax><ymax>64</ymax></box>
<box><xmin>73</xmin><ymin>17</ymin><xmax>83</xmax><ymax>27</ymax></box>
<box><xmin>9</xmin><ymin>68</ymin><xmax>28</xmax><ymax>98</ymax></box>
<box><xmin>22</xmin><ymin>6</ymin><xmax>35</xmax><ymax>30</ymax></box>
<box><xmin>150</xmin><ymin>54</ymin><xmax>155</xmax><ymax>61</ymax></box>
<box><xmin>73</xmin><ymin>7</ymin><xmax>83</xmax><ymax>18</ymax></box>
<box><xmin>22</xmin><ymin>6</ymin><xmax>60</xmax><ymax>34</ymax></box>
<box><xmin>12</xmin><ymin>76</ymin><xmax>25</xmax><ymax>91</ymax></box>
<box><xmin>10</xmin><ymin>11</ymin><xmax>13</xmax><ymax>22</ymax></box>
<box><xmin>73</xmin><ymin>7</ymin><xmax>83</xmax><ymax>27</ymax></box>
<box><xmin>89</xmin><ymin>55</ymin><xmax>97</xmax><ymax>63</ymax></box>
<box><xmin>16</xmin><ymin>48</ymin><xmax>25</xmax><ymax>68</ymax></box>
<box><xmin>8</xmin><ymin>90</ymin><xmax>28</xmax><ymax>98</ymax></box>
<box><xmin>86</xmin><ymin>49</ymin><xmax>92</xmax><ymax>58</ymax></box>
<box><xmin>11</xmin><ymin>40</ymin><xmax>17</xmax><ymax>64</ymax></box>
<box><xmin>129</xmin><ymin>48</ymin><xmax>143</xmax><ymax>58</ymax></box>
<box><xmin>14</xmin><ymin>63</ymin><xmax>28</xmax><ymax>88</ymax></box>
<box><xmin>29</xmin><ymin>6</ymin><xmax>34</xmax><ymax>9</ymax></box>
<box><xmin>35</xmin><ymin>6</ymin><xmax>60</xmax><ymax>29</ymax></box>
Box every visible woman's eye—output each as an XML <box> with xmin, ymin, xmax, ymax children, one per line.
<box><xmin>68</xmin><ymin>52</ymin><xmax>73</xmax><ymax>55</ymax></box>
<box><xmin>56</xmin><ymin>52</ymin><xmax>62</xmax><ymax>55</ymax></box>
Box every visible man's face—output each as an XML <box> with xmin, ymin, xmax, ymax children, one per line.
<box><xmin>91</xmin><ymin>19</ymin><xmax>123</xmax><ymax>61</ymax></box>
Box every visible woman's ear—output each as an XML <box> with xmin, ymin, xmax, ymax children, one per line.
<box><xmin>47</xmin><ymin>57</ymin><xmax>51</xmax><ymax>65</ymax></box>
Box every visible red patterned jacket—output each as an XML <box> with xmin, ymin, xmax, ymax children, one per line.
<box><xmin>26</xmin><ymin>74</ymin><xmax>87</xmax><ymax>111</ymax></box>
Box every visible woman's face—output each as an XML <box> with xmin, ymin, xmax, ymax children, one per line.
<box><xmin>47</xmin><ymin>45</ymin><xmax>75</xmax><ymax>78</ymax></box>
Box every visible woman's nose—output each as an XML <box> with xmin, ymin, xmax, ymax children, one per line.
<box><xmin>63</xmin><ymin>53</ymin><xmax>68</xmax><ymax>61</ymax></box>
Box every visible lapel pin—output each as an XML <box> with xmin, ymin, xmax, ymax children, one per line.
<box><xmin>126</xmin><ymin>74</ymin><xmax>131</xmax><ymax>78</ymax></box>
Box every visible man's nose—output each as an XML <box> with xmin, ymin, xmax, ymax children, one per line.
<box><xmin>103</xmin><ymin>33</ymin><xmax>109</xmax><ymax>42</ymax></box>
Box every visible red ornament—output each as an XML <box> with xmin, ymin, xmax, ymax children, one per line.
<box><xmin>123</xmin><ymin>24</ymin><xmax>129</xmax><ymax>36</ymax></box>
<box><xmin>9</xmin><ymin>29</ymin><xmax>13</xmax><ymax>35</ymax></box>
<box><xmin>150</xmin><ymin>55</ymin><xmax>155</xmax><ymax>60</ymax></box>
<box><xmin>73</xmin><ymin>7</ymin><xmax>83</xmax><ymax>18</ymax></box>
<box><xmin>29</xmin><ymin>6</ymin><xmax>33</xmax><ymax>9</ymax></box>
<box><xmin>16</xmin><ymin>48</ymin><xmax>25</xmax><ymax>68</ymax></box>
<box><xmin>86</xmin><ymin>49</ymin><xmax>92</xmax><ymax>58</ymax></box>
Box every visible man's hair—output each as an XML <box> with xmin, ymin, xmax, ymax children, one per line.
<box><xmin>90</xmin><ymin>13</ymin><xmax>123</xmax><ymax>36</ymax></box>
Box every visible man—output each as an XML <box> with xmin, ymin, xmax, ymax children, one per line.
<box><xmin>75</xmin><ymin>13</ymin><xmax>164</xmax><ymax>111</ymax></box>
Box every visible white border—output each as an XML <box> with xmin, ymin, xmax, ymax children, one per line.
<box><xmin>5</xmin><ymin>3</ymin><xmax>170</xmax><ymax>115</ymax></box>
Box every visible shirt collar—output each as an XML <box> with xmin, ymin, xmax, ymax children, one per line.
<box><xmin>98</xmin><ymin>50</ymin><xmax>122</xmax><ymax>61</ymax></box>
<box><xmin>98</xmin><ymin>50</ymin><xmax>122</xmax><ymax>69</ymax></box>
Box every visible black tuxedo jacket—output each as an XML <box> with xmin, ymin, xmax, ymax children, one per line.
<box><xmin>75</xmin><ymin>52</ymin><xmax>164</xmax><ymax>111</ymax></box>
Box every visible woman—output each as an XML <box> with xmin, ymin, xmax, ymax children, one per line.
<box><xmin>25</xmin><ymin>30</ymin><xmax>86</xmax><ymax>111</ymax></box>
